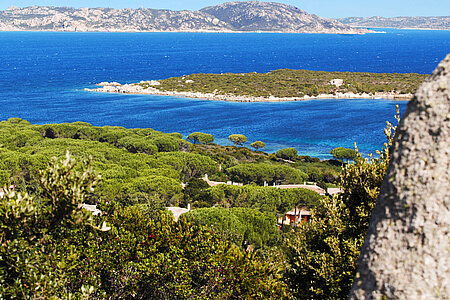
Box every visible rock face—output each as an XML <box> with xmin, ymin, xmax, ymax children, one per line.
<box><xmin>337</xmin><ymin>16</ymin><xmax>450</xmax><ymax>30</ymax></box>
<box><xmin>0</xmin><ymin>1</ymin><xmax>370</xmax><ymax>34</ymax></box>
<box><xmin>348</xmin><ymin>54</ymin><xmax>450</xmax><ymax>299</ymax></box>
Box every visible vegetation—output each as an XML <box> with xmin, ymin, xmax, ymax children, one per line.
<box><xmin>184</xmin><ymin>207</ymin><xmax>280</xmax><ymax>252</ymax></box>
<box><xmin>186</xmin><ymin>132</ymin><xmax>214</xmax><ymax>145</ymax></box>
<box><xmin>276</xmin><ymin>147</ymin><xmax>298</xmax><ymax>161</ymax></box>
<box><xmin>226</xmin><ymin>163</ymin><xmax>307</xmax><ymax>185</ymax></box>
<box><xmin>330</xmin><ymin>146</ymin><xmax>357</xmax><ymax>163</ymax></box>
<box><xmin>208</xmin><ymin>184</ymin><xmax>322</xmax><ymax>215</ymax></box>
<box><xmin>144</xmin><ymin>69</ymin><xmax>429</xmax><ymax>98</ymax></box>
<box><xmin>228</xmin><ymin>134</ymin><xmax>248</xmax><ymax>146</ymax></box>
<box><xmin>250</xmin><ymin>141</ymin><xmax>265</xmax><ymax>150</ymax></box>
<box><xmin>0</xmin><ymin>154</ymin><xmax>289</xmax><ymax>299</ymax></box>
<box><xmin>0</xmin><ymin>107</ymin><xmax>400</xmax><ymax>298</ymax></box>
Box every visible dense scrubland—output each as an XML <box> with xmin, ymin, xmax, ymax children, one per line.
<box><xmin>0</xmin><ymin>114</ymin><xmax>396</xmax><ymax>299</ymax></box>
<box><xmin>141</xmin><ymin>69</ymin><xmax>428</xmax><ymax>98</ymax></box>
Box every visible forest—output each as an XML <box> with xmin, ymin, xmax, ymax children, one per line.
<box><xmin>0</xmin><ymin>114</ymin><xmax>397</xmax><ymax>299</ymax></box>
<box><xmin>136</xmin><ymin>69</ymin><xmax>429</xmax><ymax>98</ymax></box>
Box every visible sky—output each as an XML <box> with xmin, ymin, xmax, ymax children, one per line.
<box><xmin>0</xmin><ymin>0</ymin><xmax>448</xmax><ymax>18</ymax></box>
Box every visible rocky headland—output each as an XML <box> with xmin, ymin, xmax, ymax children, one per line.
<box><xmin>0</xmin><ymin>1</ymin><xmax>372</xmax><ymax>34</ymax></box>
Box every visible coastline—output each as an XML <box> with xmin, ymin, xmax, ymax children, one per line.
<box><xmin>0</xmin><ymin>28</ymin><xmax>374</xmax><ymax>34</ymax></box>
<box><xmin>85</xmin><ymin>82</ymin><xmax>413</xmax><ymax>102</ymax></box>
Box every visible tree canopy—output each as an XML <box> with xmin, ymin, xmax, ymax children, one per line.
<box><xmin>250</xmin><ymin>141</ymin><xmax>265</xmax><ymax>150</ymax></box>
<box><xmin>228</xmin><ymin>134</ymin><xmax>248</xmax><ymax>146</ymax></box>
<box><xmin>186</xmin><ymin>132</ymin><xmax>214</xmax><ymax>145</ymax></box>
<box><xmin>329</xmin><ymin>147</ymin><xmax>357</xmax><ymax>163</ymax></box>
<box><xmin>276</xmin><ymin>148</ymin><xmax>298</xmax><ymax>161</ymax></box>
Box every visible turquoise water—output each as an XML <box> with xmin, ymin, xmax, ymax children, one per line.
<box><xmin>1</xmin><ymin>29</ymin><xmax>449</xmax><ymax>158</ymax></box>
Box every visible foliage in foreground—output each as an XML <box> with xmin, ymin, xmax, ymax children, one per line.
<box><xmin>0</xmin><ymin>153</ymin><xmax>288</xmax><ymax>299</ymax></box>
<box><xmin>0</xmin><ymin>152</ymin><xmax>102</xmax><ymax>299</ymax></box>
<box><xmin>283</xmin><ymin>108</ymin><xmax>399</xmax><ymax>299</ymax></box>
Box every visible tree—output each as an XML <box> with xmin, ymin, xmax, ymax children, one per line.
<box><xmin>329</xmin><ymin>147</ymin><xmax>356</xmax><ymax>163</ymax></box>
<box><xmin>185</xmin><ymin>207</ymin><xmax>280</xmax><ymax>251</ymax></box>
<box><xmin>276</xmin><ymin>148</ymin><xmax>298</xmax><ymax>161</ymax></box>
<box><xmin>183</xmin><ymin>177</ymin><xmax>212</xmax><ymax>208</ymax></box>
<box><xmin>228</xmin><ymin>134</ymin><xmax>247</xmax><ymax>146</ymax></box>
<box><xmin>186</xmin><ymin>132</ymin><xmax>214</xmax><ymax>145</ymax></box>
<box><xmin>0</xmin><ymin>152</ymin><xmax>103</xmax><ymax>299</ymax></box>
<box><xmin>250</xmin><ymin>141</ymin><xmax>265</xmax><ymax>150</ymax></box>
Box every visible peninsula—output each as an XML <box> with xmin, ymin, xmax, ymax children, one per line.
<box><xmin>0</xmin><ymin>1</ymin><xmax>371</xmax><ymax>34</ymax></box>
<box><xmin>85</xmin><ymin>69</ymin><xmax>428</xmax><ymax>102</ymax></box>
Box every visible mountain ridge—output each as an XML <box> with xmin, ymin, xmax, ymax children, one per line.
<box><xmin>0</xmin><ymin>1</ymin><xmax>370</xmax><ymax>34</ymax></box>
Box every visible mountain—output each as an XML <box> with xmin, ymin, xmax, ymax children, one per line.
<box><xmin>0</xmin><ymin>1</ymin><xmax>370</xmax><ymax>34</ymax></box>
<box><xmin>0</xmin><ymin>6</ymin><xmax>234</xmax><ymax>32</ymax></box>
<box><xmin>336</xmin><ymin>16</ymin><xmax>450</xmax><ymax>30</ymax></box>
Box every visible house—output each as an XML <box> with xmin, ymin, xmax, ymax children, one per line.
<box><xmin>329</xmin><ymin>79</ymin><xmax>344</xmax><ymax>87</ymax></box>
<box><xmin>279</xmin><ymin>208</ymin><xmax>311</xmax><ymax>225</ymax></box>
<box><xmin>80</xmin><ymin>203</ymin><xmax>103</xmax><ymax>216</ymax></box>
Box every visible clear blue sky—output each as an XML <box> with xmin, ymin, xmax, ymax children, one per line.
<box><xmin>1</xmin><ymin>0</ymin><xmax>448</xmax><ymax>18</ymax></box>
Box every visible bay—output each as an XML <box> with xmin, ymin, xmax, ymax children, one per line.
<box><xmin>1</xmin><ymin>29</ymin><xmax>449</xmax><ymax>158</ymax></box>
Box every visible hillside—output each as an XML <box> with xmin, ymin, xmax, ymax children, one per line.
<box><xmin>0</xmin><ymin>1</ymin><xmax>370</xmax><ymax>33</ymax></box>
<box><xmin>337</xmin><ymin>16</ymin><xmax>450</xmax><ymax>30</ymax></box>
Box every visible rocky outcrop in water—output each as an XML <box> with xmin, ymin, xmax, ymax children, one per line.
<box><xmin>0</xmin><ymin>1</ymin><xmax>370</xmax><ymax>34</ymax></box>
<box><xmin>348</xmin><ymin>54</ymin><xmax>450</xmax><ymax>299</ymax></box>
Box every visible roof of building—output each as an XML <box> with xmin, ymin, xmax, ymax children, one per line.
<box><xmin>285</xmin><ymin>208</ymin><xmax>311</xmax><ymax>216</ymax></box>
<box><xmin>276</xmin><ymin>184</ymin><xmax>326</xmax><ymax>194</ymax></box>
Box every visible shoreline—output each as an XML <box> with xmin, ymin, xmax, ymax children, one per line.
<box><xmin>85</xmin><ymin>82</ymin><xmax>413</xmax><ymax>102</ymax></box>
<box><xmin>0</xmin><ymin>28</ymin><xmax>374</xmax><ymax>34</ymax></box>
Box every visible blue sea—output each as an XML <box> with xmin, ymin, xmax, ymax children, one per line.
<box><xmin>1</xmin><ymin>29</ymin><xmax>449</xmax><ymax>158</ymax></box>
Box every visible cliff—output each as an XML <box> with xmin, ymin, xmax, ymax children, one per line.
<box><xmin>0</xmin><ymin>1</ymin><xmax>370</xmax><ymax>34</ymax></box>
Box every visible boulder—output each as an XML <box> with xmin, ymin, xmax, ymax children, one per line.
<box><xmin>348</xmin><ymin>54</ymin><xmax>450</xmax><ymax>299</ymax></box>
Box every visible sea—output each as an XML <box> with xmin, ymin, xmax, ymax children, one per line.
<box><xmin>1</xmin><ymin>28</ymin><xmax>449</xmax><ymax>159</ymax></box>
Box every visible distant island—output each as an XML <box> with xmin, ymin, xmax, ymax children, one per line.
<box><xmin>86</xmin><ymin>69</ymin><xmax>428</xmax><ymax>102</ymax></box>
<box><xmin>0</xmin><ymin>1</ymin><xmax>371</xmax><ymax>34</ymax></box>
<box><xmin>336</xmin><ymin>16</ymin><xmax>450</xmax><ymax>30</ymax></box>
